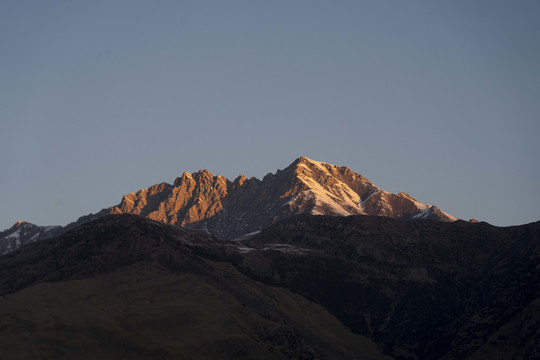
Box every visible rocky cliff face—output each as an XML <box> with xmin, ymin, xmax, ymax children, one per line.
<box><xmin>1</xmin><ymin>156</ymin><xmax>457</xmax><ymax>253</ymax></box>
<box><xmin>109</xmin><ymin>156</ymin><xmax>457</xmax><ymax>239</ymax></box>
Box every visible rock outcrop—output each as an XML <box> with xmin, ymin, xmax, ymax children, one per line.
<box><xmin>1</xmin><ymin>156</ymin><xmax>458</xmax><ymax>253</ymax></box>
<box><xmin>109</xmin><ymin>156</ymin><xmax>457</xmax><ymax>239</ymax></box>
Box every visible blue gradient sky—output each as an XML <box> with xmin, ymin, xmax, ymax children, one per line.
<box><xmin>1</xmin><ymin>1</ymin><xmax>539</xmax><ymax>229</ymax></box>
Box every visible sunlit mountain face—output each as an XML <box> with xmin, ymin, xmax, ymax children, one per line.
<box><xmin>1</xmin><ymin>156</ymin><xmax>457</xmax><ymax>255</ymax></box>
<box><xmin>108</xmin><ymin>156</ymin><xmax>457</xmax><ymax>240</ymax></box>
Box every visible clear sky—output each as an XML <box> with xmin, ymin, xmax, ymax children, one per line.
<box><xmin>1</xmin><ymin>1</ymin><xmax>539</xmax><ymax>229</ymax></box>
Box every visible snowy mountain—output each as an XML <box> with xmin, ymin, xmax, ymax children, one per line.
<box><xmin>0</xmin><ymin>221</ymin><xmax>63</xmax><ymax>256</ymax></box>
<box><xmin>1</xmin><ymin>156</ymin><xmax>458</xmax><ymax>253</ymax></box>
<box><xmin>283</xmin><ymin>156</ymin><xmax>457</xmax><ymax>221</ymax></box>
<box><xmin>108</xmin><ymin>156</ymin><xmax>457</xmax><ymax>238</ymax></box>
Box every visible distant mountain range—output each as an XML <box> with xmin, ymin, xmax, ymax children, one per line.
<box><xmin>1</xmin><ymin>156</ymin><xmax>539</xmax><ymax>359</ymax></box>
<box><xmin>0</xmin><ymin>156</ymin><xmax>458</xmax><ymax>254</ymax></box>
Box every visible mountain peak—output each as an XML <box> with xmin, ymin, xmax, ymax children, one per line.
<box><xmin>291</xmin><ymin>156</ymin><xmax>357</xmax><ymax>177</ymax></box>
<box><xmin>294</xmin><ymin>155</ymin><xmax>327</xmax><ymax>167</ymax></box>
<box><xmin>233</xmin><ymin>174</ymin><xmax>249</xmax><ymax>186</ymax></box>
<box><xmin>194</xmin><ymin>169</ymin><xmax>214</xmax><ymax>178</ymax></box>
<box><xmin>289</xmin><ymin>156</ymin><xmax>336</xmax><ymax>177</ymax></box>
<box><xmin>104</xmin><ymin>157</ymin><xmax>458</xmax><ymax>239</ymax></box>
<box><xmin>10</xmin><ymin>220</ymin><xmax>31</xmax><ymax>230</ymax></box>
<box><xmin>2</xmin><ymin>157</ymin><xmax>459</xmax><ymax>254</ymax></box>
<box><xmin>296</xmin><ymin>155</ymin><xmax>313</xmax><ymax>163</ymax></box>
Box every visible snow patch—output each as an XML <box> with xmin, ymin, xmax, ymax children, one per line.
<box><xmin>294</xmin><ymin>170</ymin><xmax>364</xmax><ymax>216</ymax></box>
<box><xmin>232</xmin><ymin>230</ymin><xmax>261</xmax><ymax>242</ymax></box>
<box><xmin>234</xmin><ymin>246</ymin><xmax>255</xmax><ymax>254</ymax></box>
<box><xmin>43</xmin><ymin>226</ymin><xmax>58</xmax><ymax>232</ymax></box>
<box><xmin>5</xmin><ymin>230</ymin><xmax>20</xmax><ymax>240</ymax></box>
<box><xmin>284</xmin><ymin>195</ymin><xmax>298</xmax><ymax>206</ymax></box>
<box><xmin>441</xmin><ymin>212</ymin><xmax>459</xmax><ymax>222</ymax></box>
<box><xmin>412</xmin><ymin>208</ymin><xmax>430</xmax><ymax>219</ymax></box>
<box><xmin>299</xmin><ymin>157</ymin><xmax>332</xmax><ymax>173</ymax></box>
<box><xmin>409</xmin><ymin>198</ymin><xmax>430</xmax><ymax>212</ymax></box>
<box><xmin>243</xmin><ymin>230</ymin><xmax>261</xmax><ymax>237</ymax></box>
<box><xmin>261</xmin><ymin>243</ymin><xmax>314</xmax><ymax>255</ymax></box>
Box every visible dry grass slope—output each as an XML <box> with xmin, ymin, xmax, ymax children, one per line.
<box><xmin>0</xmin><ymin>215</ymin><xmax>389</xmax><ymax>360</ymax></box>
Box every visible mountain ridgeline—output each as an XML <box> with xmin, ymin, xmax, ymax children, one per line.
<box><xmin>110</xmin><ymin>156</ymin><xmax>457</xmax><ymax>239</ymax></box>
<box><xmin>0</xmin><ymin>156</ymin><xmax>457</xmax><ymax>255</ymax></box>
<box><xmin>1</xmin><ymin>157</ymin><xmax>539</xmax><ymax>359</ymax></box>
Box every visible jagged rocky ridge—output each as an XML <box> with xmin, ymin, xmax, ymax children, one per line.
<box><xmin>0</xmin><ymin>156</ymin><xmax>457</xmax><ymax>254</ymax></box>
<box><xmin>109</xmin><ymin>156</ymin><xmax>457</xmax><ymax>240</ymax></box>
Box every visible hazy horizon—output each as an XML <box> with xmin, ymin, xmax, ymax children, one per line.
<box><xmin>1</xmin><ymin>1</ymin><xmax>539</xmax><ymax>229</ymax></box>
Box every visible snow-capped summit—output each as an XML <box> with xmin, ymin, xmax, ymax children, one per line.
<box><xmin>1</xmin><ymin>156</ymin><xmax>458</xmax><ymax>254</ymax></box>
<box><xmin>107</xmin><ymin>156</ymin><xmax>458</xmax><ymax>239</ymax></box>
<box><xmin>284</xmin><ymin>156</ymin><xmax>456</xmax><ymax>222</ymax></box>
<box><xmin>0</xmin><ymin>221</ymin><xmax>63</xmax><ymax>256</ymax></box>
<box><xmin>285</xmin><ymin>156</ymin><xmax>375</xmax><ymax>216</ymax></box>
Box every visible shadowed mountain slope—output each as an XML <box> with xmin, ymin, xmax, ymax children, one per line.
<box><xmin>1</xmin><ymin>213</ymin><xmax>538</xmax><ymax>359</ymax></box>
<box><xmin>0</xmin><ymin>214</ymin><xmax>387</xmax><ymax>360</ymax></box>
<box><xmin>230</xmin><ymin>215</ymin><xmax>540</xmax><ymax>360</ymax></box>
